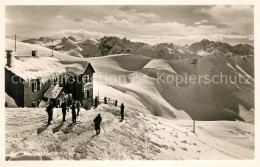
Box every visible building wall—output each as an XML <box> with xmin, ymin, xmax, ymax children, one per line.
<box><xmin>82</xmin><ymin>98</ymin><xmax>93</xmax><ymax>109</ymax></box>
<box><xmin>81</xmin><ymin>66</ymin><xmax>94</xmax><ymax>109</ymax></box>
<box><xmin>6</xmin><ymin>64</ymin><xmax>95</xmax><ymax>108</ymax></box>
<box><xmin>5</xmin><ymin>68</ymin><xmax>24</xmax><ymax>107</ymax></box>
<box><xmin>67</xmin><ymin>66</ymin><xmax>94</xmax><ymax>109</ymax></box>
<box><xmin>24</xmin><ymin>79</ymin><xmax>50</xmax><ymax>107</ymax></box>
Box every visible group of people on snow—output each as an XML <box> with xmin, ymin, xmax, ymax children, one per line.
<box><xmin>46</xmin><ymin>93</ymin><xmax>81</xmax><ymax>125</ymax></box>
<box><xmin>46</xmin><ymin>94</ymin><xmax>125</xmax><ymax>136</ymax></box>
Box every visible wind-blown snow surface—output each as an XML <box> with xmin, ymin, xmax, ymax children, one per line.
<box><xmin>6</xmin><ymin>105</ymin><xmax>254</xmax><ymax>160</ymax></box>
<box><xmin>5</xmin><ymin>39</ymin><xmax>254</xmax><ymax>121</ymax></box>
<box><xmin>5</xmin><ymin>39</ymin><xmax>254</xmax><ymax>160</ymax></box>
<box><xmin>87</xmin><ymin>54</ymin><xmax>254</xmax><ymax>122</ymax></box>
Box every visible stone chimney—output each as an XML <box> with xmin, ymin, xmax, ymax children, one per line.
<box><xmin>6</xmin><ymin>50</ymin><xmax>13</xmax><ymax>67</ymax></box>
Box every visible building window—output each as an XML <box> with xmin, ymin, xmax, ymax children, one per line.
<box><xmin>84</xmin><ymin>90</ymin><xmax>89</xmax><ymax>99</ymax></box>
<box><xmin>53</xmin><ymin>76</ymin><xmax>58</xmax><ymax>86</ymax></box>
<box><xmin>32</xmin><ymin>81</ymin><xmax>38</xmax><ymax>92</ymax></box>
<box><xmin>84</xmin><ymin>89</ymin><xmax>93</xmax><ymax>99</ymax></box>
<box><xmin>32</xmin><ymin>79</ymin><xmax>40</xmax><ymax>92</ymax></box>
<box><xmin>61</xmin><ymin>75</ymin><xmax>66</xmax><ymax>85</ymax></box>
<box><xmin>87</xmin><ymin>90</ymin><xmax>90</xmax><ymax>98</ymax></box>
<box><xmin>84</xmin><ymin>75</ymin><xmax>90</xmax><ymax>83</ymax></box>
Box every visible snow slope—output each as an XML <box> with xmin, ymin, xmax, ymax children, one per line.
<box><xmin>5</xmin><ymin>105</ymin><xmax>254</xmax><ymax>160</ymax></box>
<box><xmin>5</xmin><ymin>93</ymin><xmax>17</xmax><ymax>108</ymax></box>
<box><xmin>87</xmin><ymin>54</ymin><xmax>254</xmax><ymax>122</ymax></box>
<box><xmin>5</xmin><ymin>39</ymin><xmax>255</xmax><ymax>160</ymax></box>
<box><xmin>5</xmin><ymin>39</ymin><xmax>254</xmax><ymax>121</ymax></box>
<box><xmin>87</xmin><ymin>54</ymin><xmax>191</xmax><ymax>119</ymax></box>
<box><xmin>5</xmin><ymin>39</ymin><xmax>82</xmax><ymax>61</ymax></box>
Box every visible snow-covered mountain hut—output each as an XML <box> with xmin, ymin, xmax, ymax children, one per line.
<box><xmin>5</xmin><ymin>50</ymin><xmax>95</xmax><ymax>109</ymax></box>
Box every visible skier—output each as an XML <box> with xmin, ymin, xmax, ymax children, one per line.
<box><xmin>115</xmin><ymin>100</ymin><xmax>118</xmax><ymax>107</ymax></box>
<box><xmin>46</xmin><ymin>101</ymin><xmax>54</xmax><ymax>125</ymax></box>
<box><xmin>120</xmin><ymin>103</ymin><xmax>125</xmax><ymax>121</ymax></box>
<box><xmin>66</xmin><ymin>93</ymin><xmax>73</xmax><ymax>106</ymax></box>
<box><xmin>93</xmin><ymin>114</ymin><xmax>102</xmax><ymax>135</ymax></box>
<box><xmin>104</xmin><ymin>97</ymin><xmax>107</xmax><ymax>104</ymax></box>
<box><xmin>61</xmin><ymin>101</ymin><xmax>67</xmax><ymax>122</ymax></box>
<box><xmin>71</xmin><ymin>101</ymin><xmax>77</xmax><ymax>124</ymax></box>
<box><xmin>76</xmin><ymin>100</ymin><xmax>81</xmax><ymax>116</ymax></box>
<box><xmin>94</xmin><ymin>96</ymin><xmax>98</xmax><ymax>108</ymax></box>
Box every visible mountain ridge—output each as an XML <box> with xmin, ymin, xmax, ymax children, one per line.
<box><xmin>20</xmin><ymin>36</ymin><xmax>254</xmax><ymax>59</ymax></box>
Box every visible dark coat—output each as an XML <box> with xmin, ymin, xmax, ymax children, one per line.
<box><xmin>76</xmin><ymin>101</ymin><xmax>81</xmax><ymax>109</ymax></box>
<box><xmin>61</xmin><ymin>102</ymin><xmax>67</xmax><ymax>113</ymax></box>
<box><xmin>93</xmin><ymin>115</ymin><xmax>102</xmax><ymax>130</ymax></box>
<box><xmin>46</xmin><ymin>103</ymin><xmax>54</xmax><ymax>122</ymax></box>
<box><xmin>46</xmin><ymin>103</ymin><xmax>54</xmax><ymax>113</ymax></box>
<box><xmin>121</xmin><ymin>104</ymin><xmax>125</xmax><ymax>112</ymax></box>
<box><xmin>71</xmin><ymin>103</ymin><xmax>76</xmax><ymax>117</ymax></box>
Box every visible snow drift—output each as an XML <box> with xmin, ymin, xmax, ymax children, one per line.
<box><xmin>5</xmin><ymin>93</ymin><xmax>18</xmax><ymax>108</ymax></box>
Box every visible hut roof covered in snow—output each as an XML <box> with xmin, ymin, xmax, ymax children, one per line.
<box><xmin>60</xmin><ymin>61</ymin><xmax>95</xmax><ymax>74</ymax></box>
<box><xmin>5</xmin><ymin>56</ymin><xmax>92</xmax><ymax>81</ymax></box>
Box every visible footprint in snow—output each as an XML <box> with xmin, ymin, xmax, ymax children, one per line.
<box><xmin>180</xmin><ymin>147</ymin><xmax>188</xmax><ymax>151</ymax></box>
<box><xmin>181</xmin><ymin>140</ymin><xmax>187</xmax><ymax>144</ymax></box>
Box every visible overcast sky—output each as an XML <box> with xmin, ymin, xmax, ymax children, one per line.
<box><xmin>5</xmin><ymin>5</ymin><xmax>254</xmax><ymax>46</ymax></box>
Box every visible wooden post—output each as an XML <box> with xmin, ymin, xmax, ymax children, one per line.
<box><xmin>52</xmin><ymin>38</ymin><xmax>54</xmax><ymax>56</ymax></box>
<box><xmin>15</xmin><ymin>34</ymin><xmax>16</xmax><ymax>52</ymax></box>
<box><xmin>98</xmin><ymin>91</ymin><xmax>100</xmax><ymax>104</ymax></box>
<box><xmin>193</xmin><ymin>119</ymin><xmax>195</xmax><ymax>134</ymax></box>
<box><xmin>192</xmin><ymin>110</ymin><xmax>196</xmax><ymax>134</ymax></box>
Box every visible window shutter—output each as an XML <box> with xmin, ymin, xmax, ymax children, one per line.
<box><xmin>32</xmin><ymin>82</ymin><xmax>35</xmax><ymax>92</ymax></box>
<box><xmin>37</xmin><ymin>79</ymin><xmax>41</xmax><ymax>91</ymax></box>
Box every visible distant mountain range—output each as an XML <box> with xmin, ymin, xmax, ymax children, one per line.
<box><xmin>21</xmin><ymin>36</ymin><xmax>254</xmax><ymax>59</ymax></box>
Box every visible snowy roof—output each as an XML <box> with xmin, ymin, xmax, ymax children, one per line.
<box><xmin>5</xmin><ymin>56</ymin><xmax>93</xmax><ymax>81</ymax></box>
<box><xmin>61</xmin><ymin>61</ymin><xmax>95</xmax><ymax>74</ymax></box>
<box><xmin>44</xmin><ymin>85</ymin><xmax>63</xmax><ymax>99</ymax></box>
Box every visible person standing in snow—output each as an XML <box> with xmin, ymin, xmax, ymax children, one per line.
<box><xmin>115</xmin><ymin>100</ymin><xmax>118</xmax><ymax>107</ymax></box>
<box><xmin>104</xmin><ymin>97</ymin><xmax>107</xmax><ymax>104</ymax></box>
<box><xmin>66</xmin><ymin>93</ymin><xmax>73</xmax><ymax>106</ymax></box>
<box><xmin>71</xmin><ymin>101</ymin><xmax>77</xmax><ymax>124</ymax></box>
<box><xmin>93</xmin><ymin>114</ymin><xmax>102</xmax><ymax>135</ymax></box>
<box><xmin>46</xmin><ymin>101</ymin><xmax>54</xmax><ymax>125</ymax></box>
<box><xmin>61</xmin><ymin>101</ymin><xmax>67</xmax><ymax>122</ymax></box>
<box><xmin>76</xmin><ymin>100</ymin><xmax>81</xmax><ymax>116</ymax></box>
<box><xmin>120</xmin><ymin>103</ymin><xmax>125</xmax><ymax>121</ymax></box>
<box><xmin>94</xmin><ymin>96</ymin><xmax>98</xmax><ymax>108</ymax></box>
